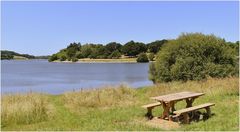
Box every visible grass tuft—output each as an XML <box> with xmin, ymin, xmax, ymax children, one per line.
<box><xmin>63</xmin><ymin>85</ymin><xmax>137</xmax><ymax>113</ymax></box>
<box><xmin>1</xmin><ymin>93</ymin><xmax>55</xmax><ymax>127</ymax></box>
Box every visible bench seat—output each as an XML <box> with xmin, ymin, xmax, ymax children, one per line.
<box><xmin>172</xmin><ymin>103</ymin><xmax>215</xmax><ymax>123</ymax></box>
<box><xmin>142</xmin><ymin>102</ymin><xmax>161</xmax><ymax>119</ymax></box>
<box><xmin>142</xmin><ymin>102</ymin><xmax>161</xmax><ymax>108</ymax></box>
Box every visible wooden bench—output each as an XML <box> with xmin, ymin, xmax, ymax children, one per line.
<box><xmin>171</xmin><ymin>103</ymin><xmax>215</xmax><ymax>124</ymax></box>
<box><xmin>142</xmin><ymin>102</ymin><xmax>161</xmax><ymax>119</ymax></box>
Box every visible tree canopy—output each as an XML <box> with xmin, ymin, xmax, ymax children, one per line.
<box><xmin>149</xmin><ymin>33</ymin><xmax>239</xmax><ymax>83</ymax></box>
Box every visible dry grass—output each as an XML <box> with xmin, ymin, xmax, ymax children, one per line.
<box><xmin>63</xmin><ymin>85</ymin><xmax>137</xmax><ymax>112</ymax></box>
<box><xmin>1</xmin><ymin>93</ymin><xmax>55</xmax><ymax>126</ymax></box>
<box><xmin>146</xmin><ymin>77</ymin><xmax>239</xmax><ymax>97</ymax></box>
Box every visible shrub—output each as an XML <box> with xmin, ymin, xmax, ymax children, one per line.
<box><xmin>150</xmin><ymin>33</ymin><xmax>238</xmax><ymax>83</ymax></box>
<box><xmin>137</xmin><ymin>53</ymin><xmax>149</xmax><ymax>63</ymax></box>
<box><xmin>60</xmin><ymin>55</ymin><xmax>67</xmax><ymax>61</ymax></box>
<box><xmin>72</xmin><ymin>58</ymin><xmax>78</xmax><ymax>62</ymax></box>
<box><xmin>148</xmin><ymin>53</ymin><xmax>155</xmax><ymax>61</ymax></box>
<box><xmin>48</xmin><ymin>54</ymin><xmax>58</xmax><ymax>62</ymax></box>
<box><xmin>108</xmin><ymin>50</ymin><xmax>122</xmax><ymax>59</ymax></box>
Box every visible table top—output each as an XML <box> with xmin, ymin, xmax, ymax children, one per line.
<box><xmin>150</xmin><ymin>91</ymin><xmax>204</xmax><ymax>102</ymax></box>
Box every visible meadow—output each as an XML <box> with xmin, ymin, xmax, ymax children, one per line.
<box><xmin>1</xmin><ymin>77</ymin><xmax>239</xmax><ymax>131</ymax></box>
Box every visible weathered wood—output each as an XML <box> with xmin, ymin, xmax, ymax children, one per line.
<box><xmin>182</xmin><ymin>113</ymin><xmax>190</xmax><ymax>124</ymax></box>
<box><xmin>205</xmin><ymin>106</ymin><xmax>211</xmax><ymax>117</ymax></box>
<box><xmin>142</xmin><ymin>102</ymin><xmax>161</xmax><ymax>108</ymax></box>
<box><xmin>142</xmin><ymin>102</ymin><xmax>161</xmax><ymax>119</ymax></box>
<box><xmin>151</xmin><ymin>91</ymin><xmax>204</xmax><ymax>102</ymax></box>
<box><xmin>174</xmin><ymin>103</ymin><xmax>215</xmax><ymax>115</ymax></box>
<box><xmin>172</xmin><ymin>103</ymin><xmax>215</xmax><ymax>124</ymax></box>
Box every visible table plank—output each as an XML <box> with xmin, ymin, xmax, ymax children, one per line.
<box><xmin>151</xmin><ymin>91</ymin><xmax>204</xmax><ymax>102</ymax></box>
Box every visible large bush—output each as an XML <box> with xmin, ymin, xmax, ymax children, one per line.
<box><xmin>149</xmin><ymin>33</ymin><xmax>238</xmax><ymax>83</ymax></box>
<box><xmin>137</xmin><ymin>53</ymin><xmax>149</xmax><ymax>63</ymax></box>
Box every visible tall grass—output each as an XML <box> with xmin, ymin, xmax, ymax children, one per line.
<box><xmin>1</xmin><ymin>77</ymin><xmax>239</xmax><ymax>131</ymax></box>
<box><xmin>1</xmin><ymin>93</ymin><xmax>55</xmax><ymax>126</ymax></box>
<box><xmin>144</xmin><ymin>77</ymin><xmax>238</xmax><ymax>97</ymax></box>
<box><xmin>63</xmin><ymin>85</ymin><xmax>137</xmax><ymax>112</ymax></box>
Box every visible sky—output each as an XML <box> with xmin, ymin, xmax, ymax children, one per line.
<box><xmin>1</xmin><ymin>1</ymin><xmax>239</xmax><ymax>56</ymax></box>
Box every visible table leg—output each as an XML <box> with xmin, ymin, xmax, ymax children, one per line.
<box><xmin>170</xmin><ymin>101</ymin><xmax>176</xmax><ymax>113</ymax></box>
<box><xmin>161</xmin><ymin>101</ymin><xmax>171</xmax><ymax>119</ymax></box>
<box><xmin>185</xmin><ymin>98</ymin><xmax>195</xmax><ymax>108</ymax></box>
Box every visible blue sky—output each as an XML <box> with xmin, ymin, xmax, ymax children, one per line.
<box><xmin>1</xmin><ymin>1</ymin><xmax>239</xmax><ymax>55</ymax></box>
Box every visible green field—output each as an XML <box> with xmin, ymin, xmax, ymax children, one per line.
<box><xmin>1</xmin><ymin>77</ymin><xmax>239</xmax><ymax>131</ymax></box>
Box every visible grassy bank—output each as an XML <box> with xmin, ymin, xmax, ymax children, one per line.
<box><xmin>1</xmin><ymin>77</ymin><xmax>239</xmax><ymax>131</ymax></box>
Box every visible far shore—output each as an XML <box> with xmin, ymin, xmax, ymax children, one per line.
<box><xmin>53</xmin><ymin>58</ymin><xmax>139</xmax><ymax>63</ymax></box>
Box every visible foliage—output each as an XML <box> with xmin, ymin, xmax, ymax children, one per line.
<box><xmin>148</xmin><ymin>53</ymin><xmax>155</xmax><ymax>61</ymax></box>
<box><xmin>1</xmin><ymin>50</ymin><xmax>35</xmax><ymax>60</ymax></box>
<box><xmin>136</xmin><ymin>53</ymin><xmax>149</xmax><ymax>63</ymax></box>
<box><xmin>148</xmin><ymin>62</ymin><xmax>157</xmax><ymax>83</ymax></box>
<box><xmin>150</xmin><ymin>33</ymin><xmax>238</xmax><ymax>83</ymax></box>
<box><xmin>72</xmin><ymin>58</ymin><xmax>78</xmax><ymax>62</ymax></box>
<box><xmin>147</xmin><ymin>40</ymin><xmax>168</xmax><ymax>53</ymax></box>
<box><xmin>121</xmin><ymin>41</ymin><xmax>147</xmax><ymax>56</ymax></box>
<box><xmin>48</xmin><ymin>54</ymin><xmax>58</xmax><ymax>62</ymax></box>
<box><xmin>105</xmin><ymin>42</ymin><xmax>122</xmax><ymax>54</ymax></box>
<box><xmin>108</xmin><ymin>50</ymin><xmax>122</xmax><ymax>59</ymax></box>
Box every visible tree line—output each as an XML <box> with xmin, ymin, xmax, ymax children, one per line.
<box><xmin>48</xmin><ymin>40</ymin><xmax>168</xmax><ymax>62</ymax></box>
<box><xmin>1</xmin><ymin>50</ymin><xmax>49</xmax><ymax>60</ymax></box>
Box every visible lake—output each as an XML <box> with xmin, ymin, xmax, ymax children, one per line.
<box><xmin>1</xmin><ymin>60</ymin><xmax>153</xmax><ymax>94</ymax></box>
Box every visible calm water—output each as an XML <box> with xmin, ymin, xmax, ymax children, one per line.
<box><xmin>1</xmin><ymin>60</ymin><xmax>152</xmax><ymax>94</ymax></box>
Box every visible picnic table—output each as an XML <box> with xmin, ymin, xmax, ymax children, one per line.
<box><xmin>151</xmin><ymin>91</ymin><xmax>205</xmax><ymax>120</ymax></box>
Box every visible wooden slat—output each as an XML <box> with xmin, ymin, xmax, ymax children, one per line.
<box><xmin>151</xmin><ymin>91</ymin><xmax>205</xmax><ymax>102</ymax></box>
<box><xmin>173</xmin><ymin>103</ymin><xmax>215</xmax><ymax>115</ymax></box>
<box><xmin>142</xmin><ymin>102</ymin><xmax>161</xmax><ymax>108</ymax></box>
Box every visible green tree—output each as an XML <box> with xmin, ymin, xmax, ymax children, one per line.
<box><xmin>150</xmin><ymin>33</ymin><xmax>238</xmax><ymax>83</ymax></box>
<box><xmin>108</xmin><ymin>50</ymin><xmax>122</xmax><ymax>59</ymax></box>
<box><xmin>147</xmin><ymin>40</ymin><xmax>168</xmax><ymax>53</ymax></box>
<box><xmin>121</xmin><ymin>41</ymin><xmax>147</xmax><ymax>56</ymax></box>
<box><xmin>59</xmin><ymin>54</ymin><xmax>67</xmax><ymax>61</ymax></box>
<box><xmin>48</xmin><ymin>54</ymin><xmax>58</xmax><ymax>62</ymax></box>
<box><xmin>81</xmin><ymin>44</ymin><xmax>93</xmax><ymax>58</ymax></box>
<box><xmin>105</xmin><ymin>42</ymin><xmax>122</xmax><ymax>54</ymax></box>
<box><xmin>137</xmin><ymin>53</ymin><xmax>149</xmax><ymax>63</ymax></box>
<box><xmin>148</xmin><ymin>53</ymin><xmax>155</xmax><ymax>61</ymax></box>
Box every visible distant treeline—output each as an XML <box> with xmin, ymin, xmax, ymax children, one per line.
<box><xmin>48</xmin><ymin>40</ymin><xmax>168</xmax><ymax>62</ymax></box>
<box><xmin>1</xmin><ymin>50</ymin><xmax>49</xmax><ymax>60</ymax></box>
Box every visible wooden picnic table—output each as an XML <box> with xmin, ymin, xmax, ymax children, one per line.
<box><xmin>151</xmin><ymin>91</ymin><xmax>204</xmax><ymax>120</ymax></box>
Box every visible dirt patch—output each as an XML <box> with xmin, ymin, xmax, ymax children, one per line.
<box><xmin>137</xmin><ymin>117</ymin><xmax>180</xmax><ymax>130</ymax></box>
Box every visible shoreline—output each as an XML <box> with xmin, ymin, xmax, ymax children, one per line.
<box><xmin>53</xmin><ymin>58</ymin><xmax>138</xmax><ymax>63</ymax></box>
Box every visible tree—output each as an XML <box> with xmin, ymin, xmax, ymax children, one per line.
<box><xmin>81</xmin><ymin>44</ymin><xmax>92</xmax><ymax>58</ymax></box>
<box><xmin>105</xmin><ymin>42</ymin><xmax>122</xmax><ymax>54</ymax></box>
<box><xmin>147</xmin><ymin>40</ymin><xmax>168</xmax><ymax>53</ymax></box>
<box><xmin>59</xmin><ymin>54</ymin><xmax>67</xmax><ymax>61</ymax></box>
<box><xmin>121</xmin><ymin>41</ymin><xmax>147</xmax><ymax>56</ymax></box>
<box><xmin>108</xmin><ymin>50</ymin><xmax>122</xmax><ymax>59</ymax></box>
<box><xmin>148</xmin><ymin>53</ymin><xmax>155</xmax><ymax>61</ymax></box>
<box><xmin>137</xmin><ymin>53</ymin><xmax>149</xmax><ymax>63</ymax></box>
<box><xmin>149</xmin><ymin>33</ymin><xmax>238</xmax><ymax>83</ymax></box>
<box><xmin>48</xmin><ymin>54</ymin><xmax>58</xmax><ymax>62</ymax></box>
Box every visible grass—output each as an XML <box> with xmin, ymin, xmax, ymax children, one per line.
<box><xmin>1</xmin><ymin>93</ymin><xmax>55</xmax><ymax>127</ymax></box>
<box><xmin>13</xmin><ymin>56</ymin><xmax>28</xmax><ymax>60</ymax></box>
<box><xmin>1</xmin><ymin>77</ymin><xmax>239</xmax><ymax>131</ymax></box>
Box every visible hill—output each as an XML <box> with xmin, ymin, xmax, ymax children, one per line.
<box><xmin>1</xmin><ymin>50</ymin><xmax>49</xmax><ymax>60</ymax></box>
